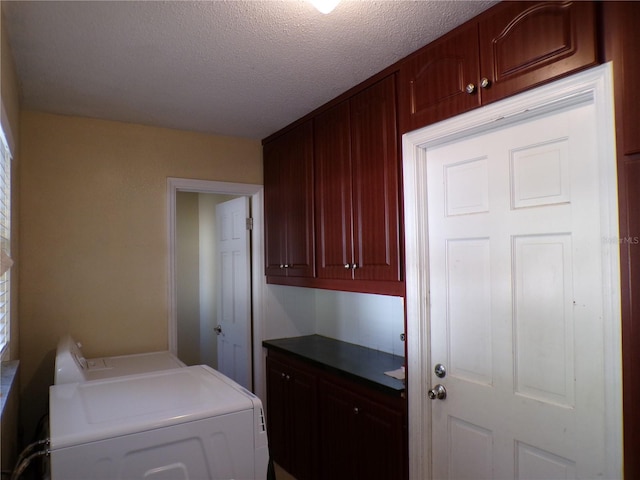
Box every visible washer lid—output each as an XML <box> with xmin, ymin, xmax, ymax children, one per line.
<box><xmin>49</xmin><ymin>365</ymin><xmax>255</xmax><ymax>449</ymax></box>
<box><xmin>83</xmin><ymin>350</ymin><xmax>186</xmax><ymax>381</ymax></box>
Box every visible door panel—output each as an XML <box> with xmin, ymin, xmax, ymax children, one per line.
<box><xmin>513</xmin><ymin>234</ymin><xmax>574</xmax><ymax>407</ymax></box>
<box><xmin>446</xmin><ymin>238</ymin><xmax>492</xmax><ymax>385</ymax></box>
<box><xmin>427</xmin><ymin>101</ymin><xmax>606</xmax><ymax>478</ymax></box>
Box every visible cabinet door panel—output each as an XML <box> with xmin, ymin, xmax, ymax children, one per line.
<box><xmin>266</xmin><ymin>356</ymin><xmax>318</xmax><ymax>480</ymax></box>
<box><xmin>264</xmin><ymin>122</ymin><xmax>315</xmax><ymax>278</ymax></box>
<box><xmin>265</xmin><ymin>357</ymin><xmax>289</xmax><ymax>468</ymax></box>
<box><xmin>288</xmin><ymin>363</ymin><xmax>318</xmax><ymax>480</ymax></box>
<box><xmin>317</xmin><ymin>380</ymin><xmax>358</xmax><ymax>480</ymax></box>
<box><xmin>398</xmin><ymin>23</ymin><xmax>480</xmax><ymax>133</ymax></box>
<box><xmin>264</xmin><ymin>141</ymin><xmax>287</xmax><ymax>277</ymax></box>
<box><xmin>314</xmin><ymin>101</ymin><xmax>354</xmax><ymax>280</ymax></box>
<box><xmin>355</xmin><ymin>396</ymin><xmax>405</xmax><ymax>480</ymax></box>
<box><xmin>285</xmin><ymin>121</ymin><xmax>315</xmax><ymax>278</ymax></box>
<box><xmin>318</xmin><ymin>378</ymin><xmax>406</xmax><ymax>480</ymax></box>
<box><xmin>479</xmin><ymin>1</ymin><xmax>597</xmax><ymax>104</ymax></box>
<box><xmin>350</xmin><ymin>76</ymin><xmax>401</xmax><ymax>282</ymax></box>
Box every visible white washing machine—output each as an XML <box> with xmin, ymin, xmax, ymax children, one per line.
<box><xmin>48</xmin><ymin>365</ymin><xmax>269</xmax><ymax>479</ymax></box>
<box><xmin>54</xmin><ymin>334</ymin><xmax>186</xmax><ymax>384</ymax></box>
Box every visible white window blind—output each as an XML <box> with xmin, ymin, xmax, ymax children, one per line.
<box><xmin>0</xmin><ymin>127</ymin><xmax>11</xmax><ymax>356</ymax></box>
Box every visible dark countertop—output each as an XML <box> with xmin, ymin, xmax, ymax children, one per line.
<box><xmin>263</xmin><ymin>335</ymin><xmax>405</xmax><ymax>395</ymax></box>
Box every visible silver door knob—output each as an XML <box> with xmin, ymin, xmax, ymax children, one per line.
<box><xmin>214</xmin><ymin>324</ymin><xmax>222</xmax><ymax>335</ymax></box>
<box><xmin>428</xmin><ymin>384</ymin><xmax>447</xmax><ymax>400</ymax></box>
<box><xmin>465</xmin><ymin>83</ymin><xmax>476</xmax><ymax>94</ymax></box>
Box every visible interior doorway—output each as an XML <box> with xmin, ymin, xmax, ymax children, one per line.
<box><xmin>403</xmin><ymin>65</ymin><xmax>622</xmax><ymax>479</ymax></box>
<box><xmin>167</xmin><ymin>178</ymin><xmax>264</xmax><ymax>391</ymax></box>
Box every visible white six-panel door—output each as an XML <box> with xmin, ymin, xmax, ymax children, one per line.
<box><xmin>427</xmin><ymin>103</ymin><xmax>605</xmax><ymax>479</ymax></box>
<box><xmin>403</xmin><ymin>65</ymin><xmax>622</xmax><ymax>480</ymax></box>
<box><xmin>215</xmin><ymin>196</ymin><xmax>251</xmax><ymax>389</ymax></box>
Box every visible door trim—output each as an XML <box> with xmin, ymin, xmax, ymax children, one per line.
<box><xmin>167</xmin><ymin>178</ymin><xmax>265</xmax><ymax>392</ymax></box>
<box><xmin>402</xmin><ymin>64</ymin><xmax>621</xmax><ymax>479</ymax></box>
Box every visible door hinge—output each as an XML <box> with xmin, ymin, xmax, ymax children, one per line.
<box><xmin>246</xmin><ymin>217</ymin><xmax>253</xmax><ymax>230</ymax></box>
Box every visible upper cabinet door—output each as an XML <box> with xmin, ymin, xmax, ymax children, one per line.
<box><xmin>264</xmin><ymin>138</ymin><xmax>287</xmax><ymax>276</ymax></box>
<box><xmin>285</xmin><ymin>121</ymin><xmax>315</xmax><ymax>278</ymax></box>
<box><xmin>350</xmin><ymin>76</ymin><xmax>401</xmax><ymax>282</ymax></box>
<box><xmin>315</xmin><ymin>76</ymin><xmax>402</xmax><ymax>284</ymax></box>
<box><xmin>398</xmin><ymin>1</ymin><xmax>597</xmax><ymax>134</ymax></box>
<box><xmin>478</xmin><ymin>1</ymin><xmax>597</xmax><ymax>104</ymax></box>
<box><xmin>398</xmin><ymin>23</ymin><xmax>480</xmax><ymax>134</ymax></box>
<box><xmin>314</xmin><ymin>101</ymin><xmax>354</xmax><ymax>281</ymax></box>
<box><xmin>264</xmin><ymin>121</ymin><xmax>315</xmax><ymax>278</ymax></box>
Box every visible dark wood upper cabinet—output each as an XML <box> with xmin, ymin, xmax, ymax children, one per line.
<box><xmin>315</xmin><ymin>75</ymin><xmax>401</xmax><ymax>283</ymax></box>
<box><xmin>264</xmin><ymin>1</ymin><xmax>597</xmax><ymax>295</ymax></box>
<box><xmin>398</xmin><ymin>23</ymin><xmax>480</xmax><ymax>134</ymax></box>
<box><xmin>350</xmin><ymin>76</ymin><xmax>401</xmax><ymax>282</ymax></box>
<box><xmin>314</xmin><ymin>100</ymin><xmax>353</xmax><ymax>281</ymax></box>
<box><xmin>478</xmin><ymin>1</ymin><xmax>597</xmax><ymax>104</ymax></box>
<box><xmin>263</xmin><ymin>120</ymin><xmax>315</xmax><ymax>278</ymax></box>
<box><xmin>399</xmin><ymin>1</ymin><xmax>597</xmax><ymax>133</ymax></box>
<box><xmin>601</xmin><ymin>1</ymin><xmax>640</xmax><ymax>157</ymax></box>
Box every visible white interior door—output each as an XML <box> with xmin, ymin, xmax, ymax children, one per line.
<box><xmin>215</xmin><ymin>196</ymin><xmax>252</xmax><ymax>389</ymax></box>
<box><xmin>425</xmin><ymin>99</ymin><xmax>612</xmax><ymax>478</ymax></box>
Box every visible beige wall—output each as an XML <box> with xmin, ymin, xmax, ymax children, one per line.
<box><xmin>19</xmin><ymin>111</ymin><xmax>262</xmax><ymax>438</ymax></box>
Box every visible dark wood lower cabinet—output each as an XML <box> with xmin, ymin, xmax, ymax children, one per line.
<box><xmin>266</xmin><ymin>355</ymin><xmax>317</xmax><ymax>480</ymax></box>
<box><xmin>265</xmin><ymin>350</ymin><xmax>407</xmax><ymax>480</ymax></box>
<box><xmin>317</xmin><ymin>379</ymin><xmax>406</xmax><ymax>480</ymax></box>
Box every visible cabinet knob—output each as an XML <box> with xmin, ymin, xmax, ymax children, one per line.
<box><xmin>465</xmin><ymin>83</ymin><xmax>476</xmax><ymax>94</ymax></box>
<box><xmin>284</xmin><ymin>264</ymin><xmax>289</xmax><ymax>268</ymax></box>
<box><xmin>353</xmin><ymin>407</ymin><xmax>360</xmax><ymax>414</ymax></box>
<box><xmin>480</xmin><ymin>77</ymin><xmax>491</xmax><ymax>89</ymax></box>
<box><xmin>351</xmin><ymin>263</ymin><xmax>358</xmax><ymax>270</ymax></box>
<box><xmin>281</xmin><ymin>372</ymin><xmax>286</xmax><ymax>378</ymax></box>
<box><xmin>279</xmin><ymin>264</ymin><xmax>285</xmax><ymax>269</ymax></box>
<box><xmin>344</xmin><ymin>263</ymin><xmax>351</xmax><ymax>269</ymax></box>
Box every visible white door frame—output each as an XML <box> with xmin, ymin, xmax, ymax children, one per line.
<box><xmin>167</xmin><ymin>178</ymin><xmax>265</xmax><ymax>392</ymax></box>
<box><xmin>402</xmin><ymin>64</ymin><xmax>622</xmax><ymax>479</ymax></box>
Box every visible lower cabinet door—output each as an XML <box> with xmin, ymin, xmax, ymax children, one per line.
<box><xmin>317</xmin><ymin>380</ymin><xmax>358</xmax><ymax>480</ymax></box>
<box><xmin>287</xmin><ymin>364</ymin><xmax>318</xmax><ymax>480</ymax></box>
<box><xmin>318</xmin><ymin>379</ymin><xmax>406</xmax><ymax>480</ymax></box>
<box><xmin>266</xmin><ymin>356</ymin><xmax>317</xmax><ymax>480</ymax></box>
<box><xmin>266</xmin><ymin>357</ymin><xmax>288</xmax><ymax>468</ymax></box>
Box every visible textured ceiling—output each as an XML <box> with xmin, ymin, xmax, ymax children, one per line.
<box><xmin>2</xmin><ymin>0</ymin><xmax>496</xmax><ymax>140</ymax></box>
